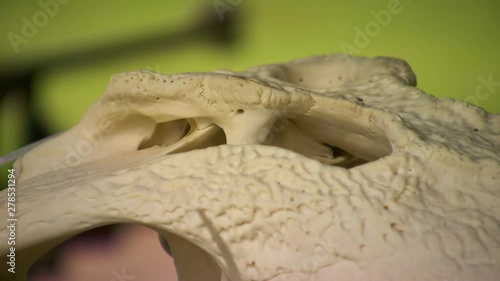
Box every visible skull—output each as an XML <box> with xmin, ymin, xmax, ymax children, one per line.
<box><xmin>1</xmin><ymin>54</ymin><xmax>499</xmax><ymax>281</ymax></box>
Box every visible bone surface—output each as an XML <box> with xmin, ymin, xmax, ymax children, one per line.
<box><xmin>1</xmin><ymin>54</ymin><xmax>499</xmax><ymax>281</ymax></box>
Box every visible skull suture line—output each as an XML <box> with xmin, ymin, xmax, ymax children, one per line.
<box><xmin>1</xmin><ymin>54</ymin><xmax>499</xmax><ymax>281</ymax></box>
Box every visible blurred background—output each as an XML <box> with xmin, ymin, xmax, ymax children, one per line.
<box><xmin>1</xmin><ymin>0</ymin><xmax>499</xmax><ymax>280</ymax></box>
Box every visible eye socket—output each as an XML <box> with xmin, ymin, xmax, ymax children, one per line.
<box><xmin>159</xmin><ymin>234</ymin><xmax>173</xmax><ymax>257</ymax></box>
<box><xmin>138</xmin><ymin>119</ymin><xmax>191</xmax><ymax>150</ymax></box>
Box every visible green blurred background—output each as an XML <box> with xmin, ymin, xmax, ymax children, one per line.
<box><xmin>1</xmin><ymin>0</ymin><xmax>499</xmax><ymax>176</ymax></box>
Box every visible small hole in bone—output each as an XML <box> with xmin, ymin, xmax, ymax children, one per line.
<box><xmin>236</xmin><ymin>109</ymin><xmax>244</xmax><ymax>114</ymax></box>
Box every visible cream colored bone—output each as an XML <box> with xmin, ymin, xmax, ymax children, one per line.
<box><xmin>1</xmin><ymin>54</ymin><xmax>499</xmax><ymax>281</ymax></box>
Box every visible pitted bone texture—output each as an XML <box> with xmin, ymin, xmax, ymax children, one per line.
<box><xmin>0</xmin><ymin>54</ymin><xmax>499</xmax><ymax>281</ymax></box>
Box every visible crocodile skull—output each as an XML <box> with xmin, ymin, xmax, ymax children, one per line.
<box><xmin>1</xmin><ymin>54</ymin><xmax>499</xmax><ymax>281</ymax></box>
